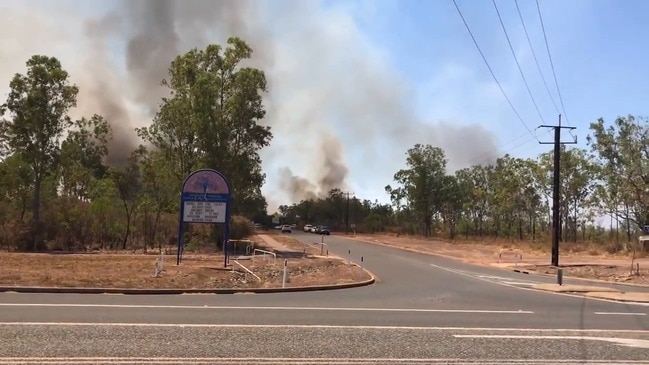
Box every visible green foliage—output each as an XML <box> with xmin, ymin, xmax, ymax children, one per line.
<box><xmin>0</xmin><ymin>40</ymin><xmax>269</xmax><ymax>253</ymax></box>
<box><xmin>137</xmin><ymin>37</ymin><xmax>271</xmax><ymax>218</ymax></box>
<box><xmin>0</xmin><ymin>55</ymin><xmax>79</xmax><ymax>250</ymax></box>
<box><xmin>271</xmin><ymin>189</ymin><xmax>394</xmax><ymax>234</ymax></box>
<box><xmin>0</xmin><ymin>45</ymin><xmax>646</xmax><ymax>255</ymax></box>
<box><xmin>230</xmin><ymin>215</ymin><xmax>254</xmax><ymax>240</ymax></box>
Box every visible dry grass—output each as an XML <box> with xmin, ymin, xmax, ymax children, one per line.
<box><xmin>268</xmin><ymin>231</ymin><xmax>326</xmax><ymax>256</ymax></box>
<box><xmin>346</xmin><ymin>233</ymin><xmax>649</xmax><ymax>285</ymax></box>
<box><xmin>0</xmin><ymin>251</ymin><xmax>370</xmax><ymax>289</ymax></box>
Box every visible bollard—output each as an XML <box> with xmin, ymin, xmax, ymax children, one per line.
<box><xmin>320</xmin><ymin>244</ymin><xmax>324</xmax><ymax>256</ymax></box>
<box><xmin>557</xmin><ymin>267</ymin><xmax>563</xmax><ymax>286</ymax></box>
<box><xmin>321</xmin><ymin>235</ymin><xmax>324</xmax><ymax>243</ymax></box>
<box><xmin>282</xmin><ymin>259</ymin><xmax>288</xmax><ymax>288</ymax></box>
<box><xmin>153</xmin><ymin>258</ymin><xmax>161</xmax><ymax>278</ymax></box>
<box><xmin>360</xmin><ymin>256</ymin><xmax>364</xmax><ymax>276</ymax></box>
<box><xmin>515</xmin><ymin>253</ymin><xmax>519</xmax><ymax>268</ymax></box>
<box><xmin>326</xmin><ymin>249</ymin><xmax>329</xmax><ymax>256</ymax></box>
<box><xmin>637</xmin><ymin>263</ymin><xmax>640</xmax><ymax>276</ymax></box>
<box><xmin>348</xmin><ymin>250</ymin><xmax>351</xmax><ymax>265</ymax></box>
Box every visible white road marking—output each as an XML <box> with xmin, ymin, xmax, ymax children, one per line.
<box><xmin>453</xmin><ymin>334</ymin><xmax>649</xmax><ymax>349</ymax></box>
<box><xmin>1</xmin><ymin>358</ymin><xmax>649</xmax><ymax>365</ymax></box>
<box><xmin>0</xmin><ymin>303</ymin><xmax>533</xmax><ymax>314</ymax></box>
<box><xmin>1</xmin><ymin>322</ymin><xmax>649</xmax><ymax>333</ymax></box>
<box><xmin>594</xmin><ymin>312</ymin><xmax>647</xmax><ymax>316</ymax></box>
<box><xmin>502</xmin><ymin>281</ymin><xmax>536</xmax><ymax>286</ymax></box>
<box><xmin>430</xmin><ymin>263</ymin><xmax>649</xmax><ymax>307</ymax></box>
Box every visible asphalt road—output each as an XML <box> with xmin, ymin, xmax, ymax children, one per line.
<box><xmin>1</xmin><ymin>231</ymin><xmax>648</xmax><ymax>364</ymax></box>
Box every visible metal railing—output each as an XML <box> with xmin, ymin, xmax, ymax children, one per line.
<box><xmin>232</xmin><ymin>260</ymin><xmax>261</xmax><ymax>282</ymax></box>
<box><xmin>253</xmin><ymin>248</ymin><xmax>276</xmax><ymax>264</ymax></box>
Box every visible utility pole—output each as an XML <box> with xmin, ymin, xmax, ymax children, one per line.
<box><xmin>538</xmin><ymin>114</ymin><xmax>577</xmax><ymax>267</ymax></box>
<box><xmin>343</xmin><ymin>192</ymin><xmax>354</xmax><ymax>234</ymax></box>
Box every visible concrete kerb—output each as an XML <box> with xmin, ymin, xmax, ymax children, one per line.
<box><xmin>530</xmin><ymin>283</ymin><xmax>649</xmax><ymax>303</ymax></box>
<box><xmin>0</xmin><ymin>272</ymin><xmax>376</xmax><ymax>295</ymax></box>
<box><xmin>513</xmin><ymin>266</ymin><xmax>649</xmax><ymax>288</ymax></box>
<box><xmin>341</xmin><ymin>235</ymin><xmax>649</xmax><ymax>288</ymax></box>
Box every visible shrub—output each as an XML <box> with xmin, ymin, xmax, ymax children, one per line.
<box><xmin>230</xmin><ymin>215</ymin><xmax>253</xmax><ymax>240</ymax></box>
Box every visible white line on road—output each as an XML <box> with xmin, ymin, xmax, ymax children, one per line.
<box><xmin>1</xmin><ymin>322</ymin><xmax>649</xmax><ymax>333</ymax></box>
<box><xmin>453</xmin><ymin>335</ymin><xmax>649</xmax><ymax>349</ymax></box>
<box><xmin>0</xmin><ymin>303</ymin><xmax>533</xmax><ymax>314</ymax></box>
<box><xmin>594</xmin><ymin>312</ymin><xmax>647</xmax><ymax>316</ymax></box>
<box><xmin>429</xmin><ymin>263</ymin><xmax>649</xmax><ymax>307</ymax></box>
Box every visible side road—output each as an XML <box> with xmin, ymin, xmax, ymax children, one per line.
<box><xmin>335</xmin><ymin>233</ymin><xmax>649</xmax><ymax>303</ymax></box>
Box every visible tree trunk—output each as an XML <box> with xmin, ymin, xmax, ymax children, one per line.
<box><xmin>122</xmin><ymin>209</ymin><xmax>131</xmax><ymax>250</ymax></box>
<box><xmin>625</xmin><ymin>203</ymin><xmax>631</xmax><ymax>243</ymax></box>
<box><xmin>31</xmin><ymin>178</ymin><xmax>42</xmax><ymax>252</ymax></box>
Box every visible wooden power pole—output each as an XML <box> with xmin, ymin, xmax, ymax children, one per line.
<box><xmin>538</xmin><ymin>114</ymin><xmax>577</xmax><ymax>267</ymax></box>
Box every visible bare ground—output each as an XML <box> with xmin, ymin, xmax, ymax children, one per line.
<box><xmin>0</xmin><ymin>250</ymin><xmax>370</xmax><ymax>289</ymax></box>
<box><xmin>267</xmin><ymin>231</ymin><xmax>328</xmax><ymax>256</ymax></box>
<box><xmin>343</xmin><ymin>232</ymin><xmax>649</xmax><ymax>285</ymax></box>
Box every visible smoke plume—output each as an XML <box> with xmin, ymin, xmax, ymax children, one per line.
<box><xmin>0</xmin><ymin>0</ymin><xmax>502</xmax><ymax>209</ymax></box>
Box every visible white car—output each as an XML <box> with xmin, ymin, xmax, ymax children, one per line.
<box><xmin>281</xmin><ymin>225</ymin><xmax>292</xmax><ymax>233</ymax></box>
<box><xmin>303</xmin><ymin>224</ymin><xmax>313</xmax><ymax>232</ymax></box>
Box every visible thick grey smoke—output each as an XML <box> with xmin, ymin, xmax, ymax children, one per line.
<box><xmin>278</xmin><ymin>134</ymin><xmax>350</xmax><ymax>202</ymax></box>
<box><xmin>77</xmin><ymin>0</ymin><xmax>280</xmax><ymax>165</ymax></box>
<box><xmin>0</xmin><ymin>0</ymin><xmax>502</xmax><ymax>209</ymax></box>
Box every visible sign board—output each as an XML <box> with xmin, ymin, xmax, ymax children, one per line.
<box><xmin>183</xmin><ymin>201</ymin><xmax>227</xmax><ymax>223</ymax></box>
<box><xmin>176</xmin><ymin>169</ymin><xmax>232</xmax><ymax>266</ymax></box>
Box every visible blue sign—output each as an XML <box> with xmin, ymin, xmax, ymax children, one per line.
<box><xmin>176</xmin><ymin>169</ymin><xmax>232</xmax><ymax>267</ymax></box>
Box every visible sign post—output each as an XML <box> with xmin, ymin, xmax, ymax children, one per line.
<box><xmin>176</xmin><ymin>168</ymin><xmax>232</xmax><ymax>267</ymax></box>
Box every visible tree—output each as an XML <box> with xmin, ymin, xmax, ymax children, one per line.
<box><xmin>0</xmin><ymin>55</ymin><xmax>78</xmax><ymax>250</ymax></box>
<box><xmin>588</xmin><ymin>115</ymin><xmax>649</xmax><ymax>241</ymax></box>
<box><xmin>110</xmin><ymin>153</ymin><xmax>142</xmax><ymax>250</ymax></box>
<box><xmin>386</xmin><ymin>144</ymin><xmax>448</xmax><ymax>237</ymax></box>
<box><xmin>137</xmin><ymin>37</ymin><xmax>272</xmax><ymax>218</ymax></box>
<box><xmin>60</xmin><ymin>114</ymin><xmax>111</xmax><ymax>200</ymax></box>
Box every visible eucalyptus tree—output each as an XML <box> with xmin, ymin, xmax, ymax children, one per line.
<box><xmin>0</xmin><ymin>55</ymin><xmax>78</xmax><ymax>250</ymax></box>
<box><xmin>137</xmin><ymin>37</ymin><xmax>272</xmax><ymax>218</ymax></box>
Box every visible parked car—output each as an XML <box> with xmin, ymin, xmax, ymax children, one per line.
<box><xmin>318</xmin><ymin>226</ymin><xmax>330</xmax><ymax>235</ymax></box>
<box><xmin>303</xmin><ymin>224</ymin><xmax>313</xmax><ymax>232</ymax></box>
<box><xmin>281</xmin><ymin>224</ymin><xmax>292</xmax><ymax>233</ymax></box>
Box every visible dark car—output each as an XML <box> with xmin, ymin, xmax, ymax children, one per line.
<box><xmin>317</xmin><ymin>225</ymin><xmax>330</xmax><ymax>235</ymax></box>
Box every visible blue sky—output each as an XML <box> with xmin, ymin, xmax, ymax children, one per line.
<box><xmin>0</xmin><ymin>0</ymin><xmax>647</xmax><ymax>211</ymax></box>
<box><xmin>350</xmin><ymin>0</ymin><xmax>649</xmax><ymax>154</ymax></box>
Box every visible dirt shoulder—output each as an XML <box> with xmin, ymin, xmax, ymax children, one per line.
<box><xmin>343</xmin><ymin>233</ymin><xmax>649</xmax><ymax>286</ymax></box>
<box><xmin>0</xmin><ymin>249</ymin><xmax>370</xmax><ymax>290</ymax></box>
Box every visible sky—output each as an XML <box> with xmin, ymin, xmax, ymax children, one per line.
<box><xmin>0</xmin><ymin>0</ymin><xmax>647</xmax><ymax>213</ymax></box>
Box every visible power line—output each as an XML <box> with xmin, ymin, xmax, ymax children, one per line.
<box><xmin>514</xmin><ymin>0</ymin><xmax>560</xmax><ymax>115</ymax></box>
<box><xmin>451</xmin><ymin>0</ymin><xmax>536</xmax><ymax>138</ymax></box>
<box><xmin>492</xmin><ymin>0</ymin><xmax>546</xmax><ymax>125</ymax></box>
<box><xmin>536</xmin><ymin>0</ymin><xmax>570</xmax><ymax>125</ymax></box>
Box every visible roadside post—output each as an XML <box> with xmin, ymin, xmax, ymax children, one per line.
<box><xmin>557</xmin><ymin>268</ymin><xmax>563</xmax><ymax>286</ymax></box>
<box><xmin>282</xmin><ymin>259</ymin><xmax>289</xmax><ymax>288</ymax></box>
<box><xmin>176</xmin><ymin>169</ymin><xmax>232</xmax><ymax>267</ymax></box>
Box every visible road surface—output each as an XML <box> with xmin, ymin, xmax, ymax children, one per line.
<box><xmin>0</xmin><ymin>231</ymin><xmax>648</xmax><ymax>364</ymax></box>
